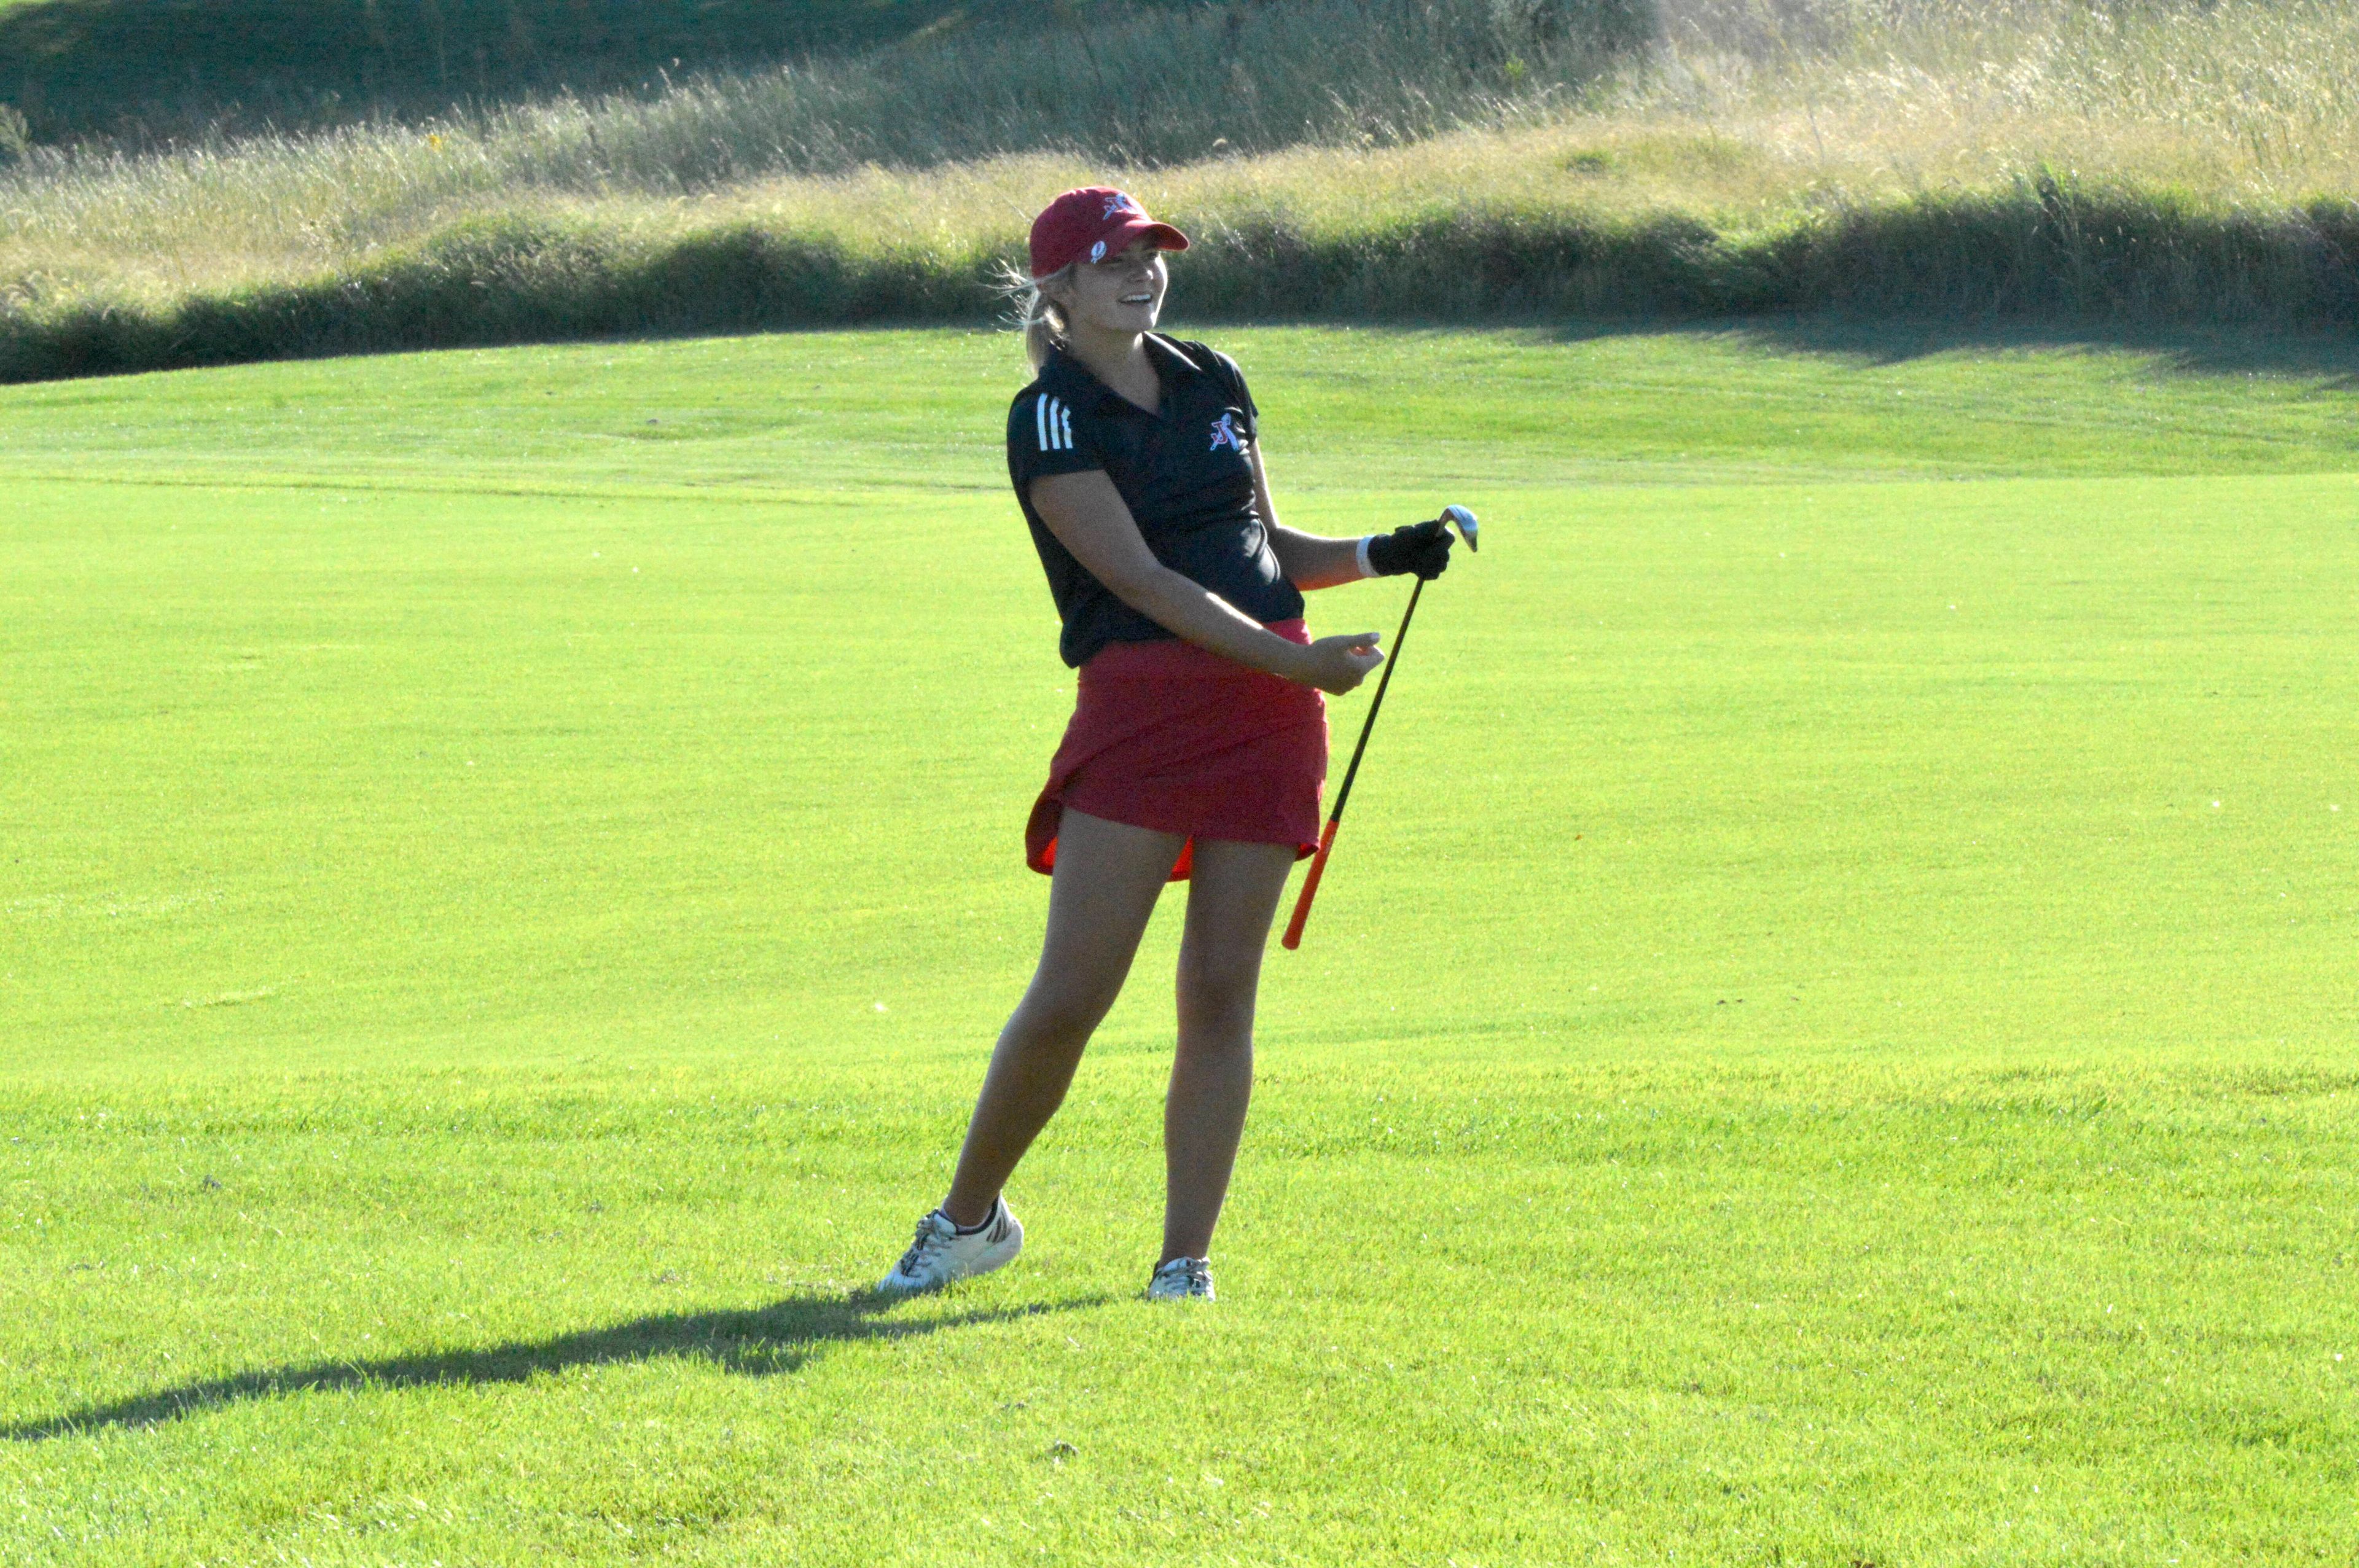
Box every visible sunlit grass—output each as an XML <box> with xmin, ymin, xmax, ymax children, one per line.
<box><xmin>4</xmin><ymin>324</ymin><xmax>2356</xmax><ymax>1562</ymax></box>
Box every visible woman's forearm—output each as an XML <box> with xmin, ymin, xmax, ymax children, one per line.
<box><xmin>1269</xmin><ymin>525</ymin><xmax>1367</xmax><ymax>591</ymax></box>
<box><xmin>1119</xmin><ymin>564</ymin><xmax>1311</xmax><ymax>680</ymax></box>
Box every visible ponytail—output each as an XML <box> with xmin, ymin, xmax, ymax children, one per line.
<box><xmin>1001</xmin><ymin>261</ymin><xmax>1075</xmax><ymax>372</ymax></box>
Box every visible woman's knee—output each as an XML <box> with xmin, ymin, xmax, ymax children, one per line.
<box><xmin>1175</xmin><ymin>966</ymin><xmax>1260</xmax><ymax>1043</ymax></box>
<box><xmin>1011</xmin><ymin>968</ymin><xmax>1126</xmax><ymax>1046</ymax></box>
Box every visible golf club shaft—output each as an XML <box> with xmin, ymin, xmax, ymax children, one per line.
<box><xmin>1280</xmin><ymin>574</ymin><xmax>1426</xmax><ymax>950</ymax></box>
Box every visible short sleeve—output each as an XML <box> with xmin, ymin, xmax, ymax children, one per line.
<box><xmin>1009</xmin><ymin>387</ymin><xmax>1105</xmax><ymax>493</ymax></box>
<box><xmin>1208</xmin><ymin>349</ymin><xmax>1259</xmax><ymax>440</ymax></box>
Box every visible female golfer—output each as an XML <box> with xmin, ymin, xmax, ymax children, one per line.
<box><xmin>879</xmin><ymin>187</ymin><xmax>1454</xmax><ymax>1301</ymax></box>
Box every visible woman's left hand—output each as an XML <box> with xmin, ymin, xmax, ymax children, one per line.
<box><xmin>1366</xmin><ymin>519</ymin><xmax>1455</xmax><ymax>580</ymax></box>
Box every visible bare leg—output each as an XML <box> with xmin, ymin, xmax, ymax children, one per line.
<box><xmin>941</xmin><ymin>809</ymin><xmax>1185</xmax><ymax>1227</ymax></box>
<box><xmin>1162</xmin><ymin>837</ymin><xmax>1297</xmax><ymax>1264</ymax></box>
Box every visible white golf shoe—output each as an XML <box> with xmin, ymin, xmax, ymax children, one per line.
<box><xmin>877</xmin><ymin>1199</ymin><xmax>1022</xmax><ymax>1295</ymax></box>
<box><xmin>1146</xmin><ymin>1256</ymin><xmax>1215</xmax><ymax>1301</ymax></box>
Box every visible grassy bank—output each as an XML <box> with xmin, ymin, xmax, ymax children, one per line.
<box><xmin>9</xmin><ymin>172</ymin><xmax>2358</xmax><ymax>383</ymax></box>
<box><xmin>0</xmin><ymin>0</ymin><xmax>1644</xmax><ymax>156</ymax></box>
<box><xmin>0</xmin><ymin>0</ymin><xmax>1000</xmax><ymax>144</ymax></box>
<box><xmin>5</xmin><ymin>0</ymin><xmax>2359</xmax><ymax>379</ymax></box>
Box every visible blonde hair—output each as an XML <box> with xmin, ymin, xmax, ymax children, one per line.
<box><xmin>1003</xmin><ymin>261</ymin><xmax>1076</xmax><ymax>372</ymax></box>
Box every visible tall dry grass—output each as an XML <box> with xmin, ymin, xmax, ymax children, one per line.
<box><xmin>4</xmin><ymin>0</ymin><xmax>2357</xmax><ymax>380</ymax></box>
<box><xmin>1648</xmin><ymin>0</ymin><xmax>2359</xmax><ymax>200</ymax></box>
<box><xmin>2</xmin><ymin>0</ymin><xmax>1640</xmax><ymax>296</ymax></box>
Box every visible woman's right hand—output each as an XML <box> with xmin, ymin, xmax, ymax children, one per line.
<box><xmin>1291</xmin><ymin>633</ymin><xmax>1385</xmax><ymax>695</ymax></box>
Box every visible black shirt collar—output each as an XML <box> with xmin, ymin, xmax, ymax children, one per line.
<box><xmin>1039</xmin><ymin>333</ymin><xmax>1203</xmax><ymax>413</ymax></box>
<box><xmin>1145</xmin><ymin>333</ymin><xmax>1202</xmax><ymax>377</ymax></box>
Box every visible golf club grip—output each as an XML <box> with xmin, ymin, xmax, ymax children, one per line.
<box><xmin>1280</xmin><ymin>820</ymin><xmax>1339</xmax><ymax>950</ymax></box>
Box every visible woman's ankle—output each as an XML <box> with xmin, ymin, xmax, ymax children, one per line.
<box><xmin>941</xmin><ymin>1193</ymin><xmax>998</xmax><ymax>1230</ymax></box>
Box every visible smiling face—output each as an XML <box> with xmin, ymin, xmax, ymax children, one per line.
<box><xmin>1046</xmin><ymin>238</ymin><xmax>1168</xmax><ymax>337</ymax></box>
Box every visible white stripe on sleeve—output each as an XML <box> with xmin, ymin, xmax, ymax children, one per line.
<box><xmin>1059</xmin><ymin>403</ymin><xmax>1074</xmax><ymax>451</ymax></box>
<box><xmin>1036</xmin><ymin>396</ymin><xmax>1051</xmax><ymax>452</ymax></box>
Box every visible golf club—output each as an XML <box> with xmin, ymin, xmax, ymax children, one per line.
<box><xmin>1281</xmin><ymin>504</ymin><xmax>1477</xmax><ymax>951</ymax></box>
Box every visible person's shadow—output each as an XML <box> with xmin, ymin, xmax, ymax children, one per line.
<box><xmin>4</xmin><ymin>1290</ymin><xmax>1106</xmax><ymax>1443</ymax></box>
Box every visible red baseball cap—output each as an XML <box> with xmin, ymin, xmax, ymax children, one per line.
<box><xmin>1028</xmin><ymin>186</ymin><xmax>1189</xmax><ymax>278</ymax></box>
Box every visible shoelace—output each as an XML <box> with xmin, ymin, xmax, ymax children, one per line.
<box><xmin>893</xmin><ymin>1214</ymin><xmax>952</xmax><ymax>1278</ymax></box>
<box><xmin>1157</xmin><ymin>1257</ymin><xmax>1211</xmax><ymax>1295</ymax></box>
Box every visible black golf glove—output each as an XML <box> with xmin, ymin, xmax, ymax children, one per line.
<box><xmin>1366</xmin><ymin>518</ymin><xmax>1454</xmax><ymax>580</ymax></box>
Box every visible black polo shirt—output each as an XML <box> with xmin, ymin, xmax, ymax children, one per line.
<box><xmin>1007</xmin><ymin>334</ymin><xmax>1304</xmax><ymax>669</ymax></box>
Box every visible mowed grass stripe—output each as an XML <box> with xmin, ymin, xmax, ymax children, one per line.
<box><xmin>2</xmin><ymin>326</ymin><xmax>2356</xmax><ymax>1563</ymax></box>
<box><xmin>4</xmin><ymin>327</ymin><xmax>2358</xmax><ymax>496</ymax></box>
<box><xmin>7</xmin><ymin>467</ymin><xmax>2353</xmax><ymax>1076</ymax></box>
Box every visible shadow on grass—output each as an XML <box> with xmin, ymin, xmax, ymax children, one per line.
<box><xmin>1549</xmin><ymin>313</ymin><xmax>2359</xmax><ymax>384</ymax></box>
<box><xmin>3</xmin><ymin>1289</ymin><xmax>1106</xmax><ymax>1443</ymax></box>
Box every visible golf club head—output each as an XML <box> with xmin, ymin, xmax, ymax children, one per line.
<box><xmin>1441</xmin><ymin>504</ymin><xmax>1479</xmax><ymax>552</ymax></box>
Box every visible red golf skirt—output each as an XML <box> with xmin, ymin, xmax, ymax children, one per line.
<box><xmin>1026</xmin><ymin>619</ymin><xmax>1328</xmax><ymax>881</ymax></box>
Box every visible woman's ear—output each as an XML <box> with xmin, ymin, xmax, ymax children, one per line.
<box><xmin>1038</xmin><ymin>264</ymin><xmax>1076</xmax><ymax>314</ymax></box>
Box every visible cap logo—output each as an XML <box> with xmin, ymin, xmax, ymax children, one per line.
<box><xmin>1089</xmin><ymin>240</ymin><xmax>1107</xmax><ymax>263</ymax></box>
<box><xmin>1102</xmin><ymin>192</ymin><xmax>1141</xmax><ymax>220</ymax></box>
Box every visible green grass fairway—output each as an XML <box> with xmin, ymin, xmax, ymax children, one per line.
<box><xmin>4</xmin><ymin>326</ymin><xmax>2357</xmax><ymax>1564</ymax></box>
